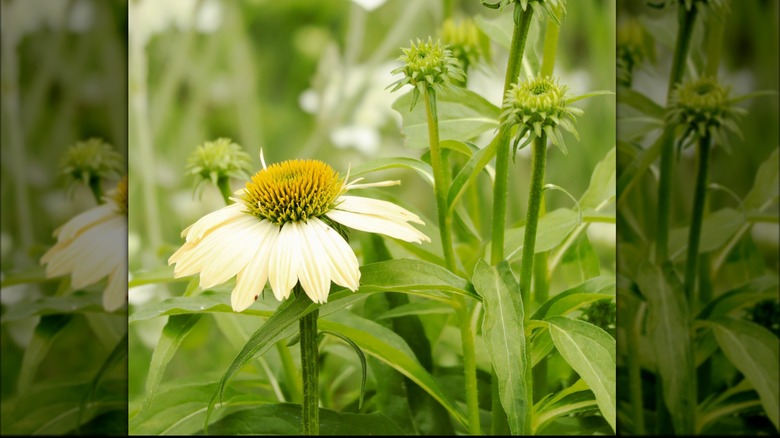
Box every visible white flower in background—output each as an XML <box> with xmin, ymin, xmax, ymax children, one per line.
<box><xmin>40</xmin><ymin>177</ymin><xmax>128</xmax><ymax>312</ymax></box>
<box><xmin>351</xmin><ymin>0</ymin><xmax>388</xmax><ymax>12</ymax></box>
<box><xmin>0</xmin><ymin>0</ymin><xmax>93</xmax><ymax>48</ymax></box>
<box><xmin>169</xmin><ymin>155</ymin><xmax>429</xmax><ymax>311</ymax></box>
<box><xmin>301</xmin><ymin>45</ymin><xmax>399</xmax><ymax>155</ymax></box>
<box><xmin>129</xmin><ymin>0</ymin><xmax>222</xmax><ymax>48</ymax></box>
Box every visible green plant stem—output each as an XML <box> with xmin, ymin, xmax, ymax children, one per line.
<box><xmin>490</xmin><ymin>7</ymin><xmax>534</xmax><ymax>267</ymax></box>
<box><xmin>490</xmin><ymin>8</ymin><xmax>534</xmax><ymax>435</ymax></box>
<box><xmin>540</xmin><ymin>19</ymin><xmax>560</xmax><ymax>78</ymax></box>
<box><xmin>88</xmin><ymin>177</ymin><xmax>104</xmax><ymax>205</ymax></box>
<box><xmin>519</xmin><ymin>134</ymin><xmax>547</xmax><ymax>310</ymax></box>
<box><xmin>457</xmin><ymin>302</ymin><xmax>481</xmax><ymax>435</ymax></box>
<box><xmin>217</xmin><ymin>178</ymin><xmax>233</xmax><ymax>205</ymax></box>
<box><xmin>300</xmin><ymin>301</ymin><xmax>320</xmax><ymax>435</ymax></box>
<box><xmin>423</xmin><ymin>88</ymin><xmax>457</xmax><ymax>271</ymax></box>
<box><xmin>683</xmin><ymin>134</ymin><xmax>711</xmax><ymax>309</ymax></box>
<box><xmin>628</xmin><ymin>303</ymin><xmax>646</xmax><ymax>434</ymax></box>
<box><xmin>655</xmin><ymin>5</ymin><xmax>698</xmax><ymax>265</ymax></box>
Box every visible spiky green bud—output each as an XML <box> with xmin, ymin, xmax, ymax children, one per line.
<box><xmin>617</xmin><ymin>17</ymin><xmax>654</xmax><ymax>87</ymax></box>
<box><xmin>59</xmin><ymin>138</ymin><xmax>124</xmax><ymax>189</ymax></box>
<box><xmin>388</xmin><ymin>38</ymin><xmax>465</xmax><ymax>111</ymax></box>
<box><xmin>186</xmin><ymin>138</ymin><xmax>252</xmax><ymax>197</ymax></box>
<box><xmin>501</xmin><ymin>76</ymin><xmax>584</xmax><ymax>156</ymax></box>
<box><xmin>439</xmin><ymin>18</ymin><xmax>485</xmax><ymax>74</ymax></box>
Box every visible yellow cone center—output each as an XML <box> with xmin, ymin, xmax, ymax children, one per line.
<box><xmin>241</xmin><ymin>160</ymin><xmax>343</xmax><ymax>224</ymax></box>
<box><xmin>113</xmin><ymin>176</ymin><xmax>128</xmax><ymax>215</ymax></box>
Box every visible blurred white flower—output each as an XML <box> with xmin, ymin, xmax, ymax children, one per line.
<box><xmin>351</xmin><ymin>0</ymin><xmax>387</xmax><ymax>11</ymax></box>
<box><xmin>1</xmin><ymin>0</ymin><xmax>93</xmax><ymax>48</ymax></box>
<box><xmin>129</xmin><ymin>0</ymin><xmax>222</xmax><ymax>48</ymax></box>
<box><xmin>169</xmin><ymin>157</ymin><xmax>428</xmax><ymax>311</ymax></box>
<box><xmin>40</xmin><ymin>177</ymin><xmax>128</xmax><ymax>312</ymax></box>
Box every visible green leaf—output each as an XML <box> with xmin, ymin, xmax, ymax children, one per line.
<box><xmin>78</xmin><ymin>333</ymin><xmax>128</xmax><ymax>431</ymax></box>
<box><xmin>128</xmin><ymin>265</ymin><xmax>185</xmax><ymax>288</ymax></box>
<box><xmin>616</xmin><ymin>129</ymin><xmax>667</xmax><ymax>201</ymax></box>
<box><xmin>377</xmin><ymin>299</ymin><xmax>454</xmax><ymax>319</ymax></box>
<box><xmin>447</xmin><ymin>137</ymin><xmax>498</xmax><ymax>214</ymax></box>
<box><xmin>472</xmin><ymin>259</ymin><xmax>530</xmax><ymax>435</ymax></box>
<box><xmin>635</xmin><ymin>262</ymin><xmax>695</xmax><ymax>435</ymax></box>
<box><xmin>1</xmin><ymin>293</ymin><xmax>103</xmax><ymax>322</ymax></box>
<box><xmin>318</xmin><ymin>330</ymin><xmax>367</xmax><ymax>409</ymax></box>
<box><xmin>3</xmin><ymin>380</ymin><xmax>126</xmax><ymax>435</ymax></box>
<box><xmin>617</xmin><ymin>88</ymin><xmax>665</xmax><ymax>119</ymax></box>
<box><xmin>697</xmin><ymin>276</ymin><xmax>779</xmax><ymax>319</ymax></box>
<box><xmin>145</xmin><ymin>314</ymin><xmax>202</xmax><ymax>405</ymax></box>
<box><xmin>17</xmin><ymin>314</ymin><xmax>73</xmax><ymax>393</ymax></box>
<box><xmin>503</xmin><ymin>208</ymin><xmax>580</xmax><ymax>262</ymax></box>
<box><xmin>546</xmin><ymin>316</ymin><xmax>616</xmax><ymax>432</ymax></box>
<box><xmin>669</xmin><ymin>208</ymin><xmax>744</xmax><ymax>261</ymax></box>
<box><xmin>697</xmin><ymin>379</ymin><xmax>762</xmax><ymax>434</ymax></box>
<box><xmin>532</xmin><ymin>276</ymin><xmax>615</xmax><ymax>320</ymax></box>
<box><xmin>706</xmin><ymin>317</ymin><xmax>779</xmax><ymax>430</ymax></box>
<box><xmin>557</xmin><ymin>233</ymin><xmax>601</xmax><ymax>286</ymax></box>
<box><xmin>530</xmin><ymin>324</ymin><xmax>554</xmax><ymax>367</ymax></box>
<box><xmin>533</xmin><ymin>379</ymin><xmax>599</xmax><ymax>433</ymax></box>
<box><xmin>744</xmin><ymin>148</ymin><xmax>779</xmax><ymax>212</ymax></box>
<box><xmin>617</xmin><ymin>116</ymin><xmax>664</xmax><ymax>142</ymax></box>
<box><xmin>207</xmin><ymin>403</ymin><xmax>406</xmax><ymax>435</ymax></box>
<box><xmin>0</xmin><ymin>265</ymin><xmax>51</xmax><ymax>287</ymax></box>
<box><xmin>319</xmin><ymin>311</ymin><xmax>467</xmax><ymax>427</ymax></box>
<box><xmin>349</xmin><ymin>157</ymin><xmax>434</xmax><ymax>186</ymax></box>
<box><xmin>566</xmin><ymin>90</ymin><xmax>615</xmax><ymax>104</ymax></box>
<box><xmin>579</xmin><ymin>146</ymin><xmax>616</xmax><ymax>210</ymax></box>
<box><xmin>474</xmin><ymin>13</ymin><xmax>513</xmax><ymax>49</ymax></box>
<box><xmin>392</xmin><ymin>88</ymin><xmax>500</xmax><ymax>150</ymax></box>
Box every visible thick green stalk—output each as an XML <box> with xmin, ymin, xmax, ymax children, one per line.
<box><xmin>88</xmin><ymin>177</ymin><xmax>105</xmax><ymax>205</ymax></box>
<box><xmin>655</xmin><ymin>5</ymin><xmax>698</xmax><ymax>264</ymax></box>
<box><xmin>490</xmin><ymin>7</ymin><xmax>534</xmax><ymax>266</ymax></box>
<box><xmin>490</xmin><ymin>8</ymin><xmax>534</xmax><ymax>435</ymax></box>
<box><xmin>518</xmin><ymin>134</ymin><xmax>547</xmax><ymax>308</ymax></box>
<box><xmin>300</xmin><ymin>304</ymin><xmax>320</xmax><ymax>435</ymax></box>
<box><xmin>457</xmin><ymin>303</ymin><xmax>481</xmax><ymax>435</ymax></box>
<box><xmin>217</xmin><ymin>178</ymin><xmax>233</xmax><ymax>205</ymax></box>
<box><xmin>683</xmin><ymin>134</ymin><xmax>711</xmax><ymax>310</ymax></box>
<box><xmin>423</xmin><ymin>88</ymin><xmax>456</xmax><ymax>271</ymax></box>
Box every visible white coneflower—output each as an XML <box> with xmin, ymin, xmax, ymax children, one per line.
<box><xmin>40</xmin><ymin>176</ymin><xmax>128</xmax><ymax>312</ymax></box>
<box><xmin>169</xmin><ymin>155</ymin><xmax>429</xmax><ymax>311</ymax></box>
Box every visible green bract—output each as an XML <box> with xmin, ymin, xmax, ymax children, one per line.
<box><xmin>501</xmin><ymin>76</ymin><xmax>583</xmax><ymax>156</ymax></box>
<box><xmin>59</xmin><ymin>138</ymin><xmax>123</xmax><ymax>187</ymax></box>
<box><xmin>388</xmin><ymin>38</ymin><xmax>465</xmax><ymax>111</ymax></box>
<box><xmin>666</xmin><ymin>76</ymin><xmax>745</xmax><ymax>153</ymax></box>
<box><xmin>481</xmin><ymin>0</ymin><xmax>567</xmax><ymax>25</ymax></box>
<box><xmin>186</xmin><ymin>138</ymin><xmax>252</xmax><ymax>196</ymax></box>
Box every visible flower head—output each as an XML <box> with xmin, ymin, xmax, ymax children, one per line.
<box><xmin>388</xmin><ymin>38</ymin><xmax>465</xmax><ymax>110</ymax></box>
<box><xmin>649</xmin><ymin>0</ymin><xmax>728</xmax><ymax>17</ymax></box>
<box><xmin>617</xmin><ymin>18</ymin><xmax>654</xmax><ymax>88</ymax></box>
<box><xmin>169</xmin><ymin>156</ymin><xmax>430</xmax><ymax>311</ymax></box>
<box><xmin>481</xmin><ymin>0</ymin><xmax>566</xmax><ymax>25</ymax></box>
<box><xmin>439</xmin><ymin>18</ymin><xmax>485</xmax><ymax>74</ymax></box>
<box><xmin>666</xmin><ymin>76</ymin><xmax>745</xmax><ymax>153</ymax></box>
<box><xmin>59</xmin><ymin>138</ymin><xmax>123</xmax><ymax>190</ymax></box>
<box><xmin>186</xmin><ymin>138</ymin><xmax>252</xmax><ymax>197</ymax></box>
<box><xmin>501</xmin><ymin>76</ymin><xmax>584</xmax><ymax>156</ymax></box>
<box><xmin>40</xmin><ymin>176</ymin><xmax>128</xmax><ymax>312</ymax></box>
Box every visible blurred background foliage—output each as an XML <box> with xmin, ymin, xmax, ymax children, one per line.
<box><xmin>1</xmin><ymin>0</ymin><xmax>128</xmax><ymax>434</ymax></box>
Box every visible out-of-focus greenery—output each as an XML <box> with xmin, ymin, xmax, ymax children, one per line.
<box><xmin>1</xmin><ymin>0</ymin><xmax>128</xmax><ymax>434</ymax></box>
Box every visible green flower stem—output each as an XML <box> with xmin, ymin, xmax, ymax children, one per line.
<box><xmin>656</xmin><ymin>5</ymin><xmax>698</xmax><ymax>265</ymax></box>
<box><xmin>422</xmin><ymin>88</ymin><xmax>457</xmax><ymax>271</ymax></box>
<box><xmin>540</xmin><ymin>19</ymin><xmax>560</xmax><ymax>78</ymax></box>
<box><xmin>88</xmin><ymin>177</ymin><xmax>104</xmax><ymax>205</ymax></box>
<box><xmin>683</xmin><ymin>134</ymin><xmax>711</xmax><ymax>308</ymax></box>
<box><xmin>490</xmin><ymin>8</ymin><xmax>533</xmax><ymax>435</ymax></box>
<box><xmin>490</xmin><ymin>7</ymin><xmax>534</xmax><ymax>267</ymax></box>
<box><xmin>299</xmin><ymin>300</ymin><xmax>320</xmax><ymax>435</ymax></box>
<box><xmin>217</xmin><ymin>178</ymin><xmax>233</xmax><ymax>205</ymax></box>
<box><xmin>519</xmin><ymin>133</ymin><xmax>547</xmax><ymax>310</ymax></box>
<box><xmin>456</xmin><ymin>302</ymin><xmax>481</xmax><ymax>435</ymax></box>
<box><xmin>628</xmin><ymin>303</ymin><xmax>646</xmax><ymax>435</ymax></box>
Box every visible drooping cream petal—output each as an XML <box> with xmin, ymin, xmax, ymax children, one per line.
<box><xmin>231</xmin><ymin>221</ymin><xmax>279</xmax><ymax>312</ymax></box>
<box><xmin>198</xmin><ymin>215</ymin><xmax>270</xmax><ymax>289</ymax></box>
<box><xmin>70</xmin><ymin>215</ymin><xmax>126</xmax><ymax>289</ymax></box>
<box><xmin>297</xmin><ymin>220</ymin><xmax>332</xmax><ymax>304</ymax></box>
<box><xmin>169</xmin><ymin>214</ymin><xmax>250</xmax><ymax>278</ymax></box>
<box><xmin>309</xmin><ymin>218</ymin><xmax>359</xmax><ymax>291</ymax></box>
<box><xmin>103</xmin><ymin>262</ymin><xmax>128</xmax><ymax>312</ymax></box>
<box><xmin>334</xmin><ymin>196</ymin><xmax>425</xmax><ymax>224</ymax></box>
<box><xmin>269</xmin><ymin>222</ymin><xmax>302</xmax><ymax>301</ymax></box>
<box><xmin>326</xmin><ymin>209</ymin><xmax>430</xmax><ymax>244</ymax></box>
<box><xmin>180</xmin><ymin>202</ymin><xmax>245</xmax><ymax>242</ymax></box>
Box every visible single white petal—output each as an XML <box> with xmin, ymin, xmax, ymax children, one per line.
<box><xmin>70</xmin><ymin>215</ymin><xmax>126</xmax><ymax>289</ymax></box>
<box><xmin>309</xmin><ymin>218</ymin><xmax>360</xmax><ymax>291</ymax></box>
<box><xmin>297</xmin><ymin>220</ymin><xmax>332</xmax><ymax>304</ymax></box>
<box><xmin>335</xmin><ymin>196</ymin><xmax>424</xmax><ymax>224</ymax></box>
<box><xmin>268</xmin><ymin>222</ymin><xmax>301</xmax><ymax>301</ymax></box>
<box><xmin>231</xmin><ymin>221</ymin><xmax>279</xmax><ymax>312</ymax></box>
<box><xmin>346</xmin><ymin>180</ymin><xmax>401</xmax><ymax>190</ymax></box>
<box><xmin>103</xmin><ymin>263</ymin><xmax>127</xmax><ymax>312</ymax></box>
<box><xmin>170</xmin><ymin>214</ymin><xmax>254</xmax><ymax>278</ymax></box>
<box><xmin>180</xmin><ymin>202</ymin><xmax>244</xmax><ymax>241</ymax></box>
<box><xmin>199</xmin><ymin>215</ymin><xmax>268</xmax><ymax>289</ymax></box>
<box><xmin>53</xmin><ymin>203</ymin><xmax>115</xmax><ymax>241</ymax></box>
<box><xmin>326</xmin><ymin>209</ymin><xmax>430</xmax><ymax>243</ymax></box>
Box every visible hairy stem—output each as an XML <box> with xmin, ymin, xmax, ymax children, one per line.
<box><xmin>457</xmin><ymin>302</ymin><xmax>481</xmax><ymax>435</ymax></box>
<box><xmin>683</xmin><ymin>134</ymin><xmax>711</xmax><ymax>309</ymax></box>
<box><xmin>217</xmin><ymin>178</ymin><xmax>233</xmax><ymax>205</ymax></box>
<box><xmin>300</xmin><ymin>302</ymin><xmax>319</xmax><ymax>435</ymax></box>
<box><xmin>519</xmin><ymin>134</ymin><xmax>547</xmax><ymax>309</ymax></box>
